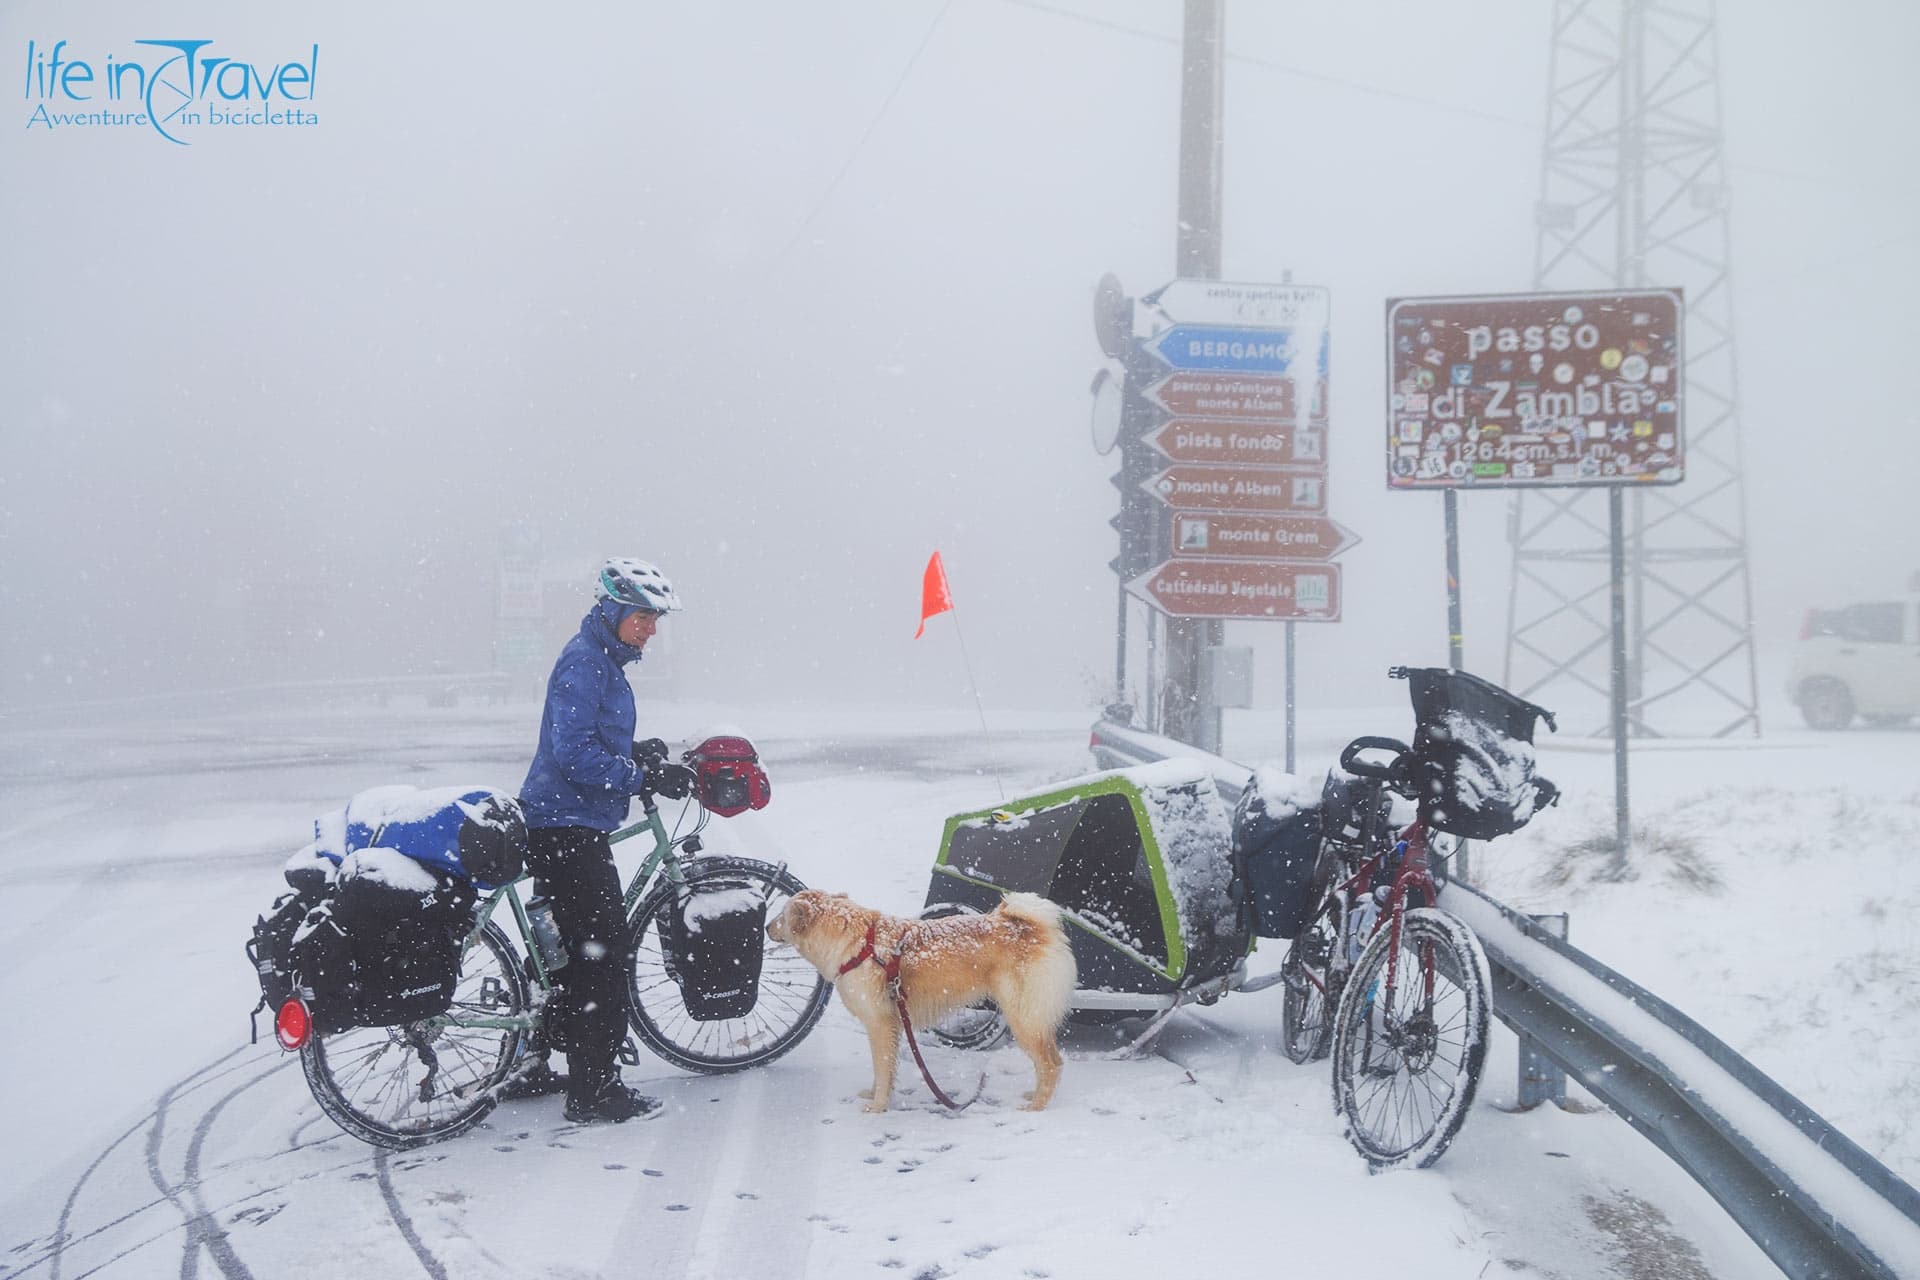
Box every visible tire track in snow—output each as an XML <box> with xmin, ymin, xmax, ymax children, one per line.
<box><xmin>41</xmin><ymin>1048</ymin><xmax>251</xmax><ymax>1280</ymax></box>
<box><xmin>372</xmin><ymin>1149</ymin><xmax>451</xmax><ymax>1280</ymax></box>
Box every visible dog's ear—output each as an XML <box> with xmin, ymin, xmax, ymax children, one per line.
<box><xmin>784</xmin><ymin>894</ymin><xmax>817</xmax><ymax>933</ymax></box>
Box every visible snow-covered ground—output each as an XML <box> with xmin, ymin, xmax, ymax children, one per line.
<box><xmin>1</xmin><ymin>695</ymin><xmax>1911</xmax><ymax>1279</ymax></box>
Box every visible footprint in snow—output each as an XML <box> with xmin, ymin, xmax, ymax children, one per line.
<box><xmin>604</xmin><ymin>1163</ymin><xmax>627</xmax><ymax>1171</ymax></box>
<box><xmin>666</xmin><ymin>1204</ymin><xmax>691</xmax><ymax>1212</ymax></box>
<box><xmin>734</xmin><ymin>1192</ymin><xmax>758</xmax><ymax>1200</ymax></box>
<box><xmin>231</xmin><ymin>1204</ymin><xmax>284</xmax><ymax>1227</ymax></box>
<box><xmin>963</xmin><ymin>1245</ymin><xmax>997</xmax><ymax>1259</ymax></box>
<box><xmin>643</xmin><ymin>1168</ymin><xmax>665</xmax><ymax>1177</ymax></box>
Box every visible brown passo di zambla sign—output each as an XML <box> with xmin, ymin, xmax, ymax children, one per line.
<box><xmin>1385</xmin><ymin>289</ymin><xmax>1684</xmax><ymax>490</ymax></box>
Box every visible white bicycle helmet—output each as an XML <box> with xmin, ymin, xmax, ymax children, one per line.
<box><xmin>595</xmin><ymin>557</ymin><xmax>684</xmax><ymax>613</ymax></box>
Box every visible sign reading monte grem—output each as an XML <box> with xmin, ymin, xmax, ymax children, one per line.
<box><xmin>1385</xmin><ymin>289</ymin><xmax>1684</xmax><ymax>490</ymax></box>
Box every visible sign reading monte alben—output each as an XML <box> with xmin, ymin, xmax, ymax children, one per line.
<box><xmin>1385</xmin><ymin>289</ymin><xmax>1684</xmax><ymax>490</ymax></box>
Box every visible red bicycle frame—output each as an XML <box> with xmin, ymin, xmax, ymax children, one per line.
<box><xmin>1333</xmin><ymin>818</ymin><xmax>1440</xmax><ymax>1007</ymax></box>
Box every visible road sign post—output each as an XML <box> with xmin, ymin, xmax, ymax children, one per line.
<box><xmin>1386</xmin><ymin>288</ymin><xmax>1687</xmax><ymax>875</ymax></box>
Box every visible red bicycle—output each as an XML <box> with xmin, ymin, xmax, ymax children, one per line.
<box><xmin>1281</xmin><ymin>667</ymin><xmax>1557</xmax><ymax>1170</ymax></box>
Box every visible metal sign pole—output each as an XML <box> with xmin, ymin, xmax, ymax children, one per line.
<box><xmin>1444</xmin><ymin>489</ymin><xmax>1464</xmax><ymax>671</ymax></box>
<box><xmin>1284</xmin><ymin>620</ymin><xmax>1296</xmax><ymax>774</ymax></box>
<box><xmin>1609</xmin><ymin>488</ymin><xmax>1632</xmax><ymax>874</ymax></box>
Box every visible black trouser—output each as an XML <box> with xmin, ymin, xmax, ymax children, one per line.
<box><xmin>526</xmin><ymin>826</ymin><xmax>628</xmax><ymax>1088</ymax></box>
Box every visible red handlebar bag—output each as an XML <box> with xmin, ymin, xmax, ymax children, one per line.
<box><xmin>687</xmin><ymin>735</ymin><xmax>771</xmax><ymax>818</ymax></box>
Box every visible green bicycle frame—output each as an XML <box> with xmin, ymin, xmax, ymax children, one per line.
<box><xmin>451</xmin><ymin>802</ymin><xmax>690</xmax><ymax>1032</ymax></box>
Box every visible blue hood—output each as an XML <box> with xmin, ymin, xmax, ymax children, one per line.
<box><xmin>586</xmin><ymin>600</ymin><xmax>648</xmax><ymax>666</ymax></box>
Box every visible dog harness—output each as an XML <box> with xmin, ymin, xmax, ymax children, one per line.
<box><xmin>839</xmin><ymin>922</ymin><xmax>983</xmax><ymax>1111</ymax></box>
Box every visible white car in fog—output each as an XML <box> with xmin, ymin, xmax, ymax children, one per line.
<box><xmin>1789</xmin><ymin>597</ymin><xmax>1920</xmax><ymax>729</ymax></box>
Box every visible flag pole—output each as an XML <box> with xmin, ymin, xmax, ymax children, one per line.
<box><xmin>944</xmin><ymin>604</ymin><xmax>1004</xmax><ymax>802</ymax></box>
<box><xmin>918</xmin><ymin>551</ymin><xmax>1005</xmax><ymax>803</ymax></box>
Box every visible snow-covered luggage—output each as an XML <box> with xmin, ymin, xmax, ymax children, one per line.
<box><xmin>660</xmin><ymin>885</ymin><xmax>768</xmax><ymax>1021</ymax></box>
<box><xmin>1400</xmin><ymin>667</ymin><xmax>1558</xmax><ymax>840</ymax></box>
<box><xmin>249</xmin><ymin>785</ymin><xmax>523</xmax><ymax>1041</ymax></box>
<box><xmin>312</xmin><ymin>785</ymin><xmax>526</xmax><ymax>889</ymax></box>
<box><xmin>330</xmin><ymin>849</ymin><xmax>477</xmax><ymax>1027</ymax></box>
<box><xmin>1231</xmin><ymin>768</ymin><xmax>1323</xmax><ymax>940</ymax></box>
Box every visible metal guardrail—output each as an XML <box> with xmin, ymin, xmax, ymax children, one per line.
<box><xmin>1089</xmin><ymin>718</ymin><xmax>1920</xmax><ymax>1280</ymax></box>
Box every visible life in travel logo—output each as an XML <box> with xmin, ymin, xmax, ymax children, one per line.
<box><xmin>23</xmin><ymin>39</ymin><xmax>318</xmax><ymax>144</ymax></box>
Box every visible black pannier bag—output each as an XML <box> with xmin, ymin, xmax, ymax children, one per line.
<box><xmin>1231</xmin><ymin>769</ymin><xmax>1323</xmax><ymax>940</ymax></box>
<box><xmin>247</xmin><ymin>889</ymin><xmax>321</xmax><ymax>1033</ymax></box>
<box><xmin>659</xmin><ymin>884</ymin><xmax>768</xmax><ymax>1021</ymax></box>
<box><xmin>330</xmin><ymin>849</ymin><xmax>476</xmax><ymax>1028</ymax></box>
<box><xmin>288</xmin><ymin>901</ymin><xmax>358</xmax><ymax>1035</ymax></box>
<box><xmin>244</xmin><ymin>841</ymin><xmax>344</xmax><ymax>1040</ymax></box>
<box><xmin>1401</xmin><ymin>667</ymin><xmax>1558</xmax><ymax>840</ymax></box>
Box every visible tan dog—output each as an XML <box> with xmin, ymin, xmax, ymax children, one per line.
<box><xmin>767</xmin><ymin>890</ymin><xmax>1077</xmax><ymax>1112</ymax></box>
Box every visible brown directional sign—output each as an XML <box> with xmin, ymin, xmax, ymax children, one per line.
<box><xmin>1142</xmin><ymin>464</ymin><xmax>1328</xmax><ymax>514</ymax></box>
<box><xmin>1145</xmin><ymin>419</ymin><xmax>1324</xmax><ymax>467</ymax></box>
<box><xmin>1126</xmin><ymin>558</ymin><xmax>1342</xmax><ymax>621</ymax></box>
<box><xmin>1166</xmin><ymin>512</ymin><xmax>1359</xmax><ymax>561</ymax></box>
<box><xmin>1146</xmin><ymin>371</ymin><xmax>1325</xmax><ymax>422</ymax></box>
<box><xmin>1385</xmin><ymin>288</ymin><xmax>1684</xmax><ymax>489</ymax></box>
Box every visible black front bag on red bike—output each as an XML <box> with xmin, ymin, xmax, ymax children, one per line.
<box><xmin>1395</xmin><ymin>666</ymin><xmax>1559</xmax><ymax>840</ymax></box>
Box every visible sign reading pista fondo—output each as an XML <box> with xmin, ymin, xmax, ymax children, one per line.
<box><xmin>1385</xmin><ymin>289</ymin><xmax>1684</xmax><ymax>489</ymax></box>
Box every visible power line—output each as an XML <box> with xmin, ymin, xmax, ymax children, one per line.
<box><xmin>997</xmin><ymin>0</ymin><xmax>1918</xmax><ymax>202</ymax></box>
<box><xmin>764</xmin><ymin>0</ymin><xmax>954</xmax><ymax>273</ymax></box>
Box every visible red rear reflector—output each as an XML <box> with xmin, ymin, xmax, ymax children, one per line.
<box><xmin>275</xmin><ymin>998</ymin><xmax>312</xmax><ymax>1051</ymax></box>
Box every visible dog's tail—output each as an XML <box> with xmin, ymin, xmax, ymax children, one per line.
<box><xmin>995</xmin><ymin>892</ymin><xmax>1078</xmax><ymax>1026</ymax></box>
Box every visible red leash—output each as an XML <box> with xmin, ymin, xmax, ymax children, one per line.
<box><xmin>839</xmin><ymin>923</ymin><xmax>984</xmax><ymax>1111</ymax></box>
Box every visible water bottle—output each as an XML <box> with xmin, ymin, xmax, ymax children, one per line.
<box><xmin>1346</xmin><ymin>895</ymin><xmax>1380</xmax><ymax>966</ymax></box>
<box><xmin>527</xmin><ymin>896</ymin><xmax>569</xmax><ymax>972</ymax></box>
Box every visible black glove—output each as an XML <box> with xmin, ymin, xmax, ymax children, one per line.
<box><xmin>633</xmin><ymin>737</ymin><xmax>669</xmax><ymax>770</ymax></box>
<box><xmin>651</xmin><ymin>761</ymin><xmax>696</xmax><ymax>800</ymax></box>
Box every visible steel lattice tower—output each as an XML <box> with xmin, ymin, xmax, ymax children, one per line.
<box><xmin>1503</xmin><ymin>0</ymin><xmax>1761</xmax><ymax>738</ymax></box>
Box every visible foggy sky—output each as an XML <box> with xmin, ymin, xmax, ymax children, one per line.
<box><xmin>3</xmin><ymin>1</ymin><xmax>1915</xmax><ymax>722</ymax></box>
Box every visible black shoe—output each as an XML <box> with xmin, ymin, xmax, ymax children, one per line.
<box><xmin>563</xmin><ymin>1081</ymin><xmax>664</xmax><ymax>1124</ymax></box>
<box><xmin>496</xmin><ymin>1058</ymin><xmax>569</xmax><ymax>1100</ymax></box>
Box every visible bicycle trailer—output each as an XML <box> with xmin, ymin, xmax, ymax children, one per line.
<box><xmin>921</xmin><ymin>759</ymin><xmax>1251</xmax><ymax>1011</ymax></box>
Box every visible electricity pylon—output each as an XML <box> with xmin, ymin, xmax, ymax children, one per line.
<box><xmin>1505</xmin><ymin>0</ymin><xmax>1761</xmax><ymax>738</ymax></box>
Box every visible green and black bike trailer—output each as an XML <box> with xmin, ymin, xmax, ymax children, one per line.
<box><xmin>921</xmin><ymin>760</ymin><xmax>1251</xmax><ymax>1002</ymax></box>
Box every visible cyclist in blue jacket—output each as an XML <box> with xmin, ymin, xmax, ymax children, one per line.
<box><xmin>515</xmin><ymin>557</ymin><xmax>693</xmax><ymax>1123</ymax></box>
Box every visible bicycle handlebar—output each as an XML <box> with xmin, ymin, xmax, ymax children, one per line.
<box><xmin>1339</xmin><ymin>735</ymin><xmax>1411</xmax><ymax>781</ymax></box>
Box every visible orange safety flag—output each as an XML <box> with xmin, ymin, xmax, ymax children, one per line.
<box><xmin>914</xmin><ymin>551</ymin><xmax>954</xmax><ymax>638</ymax></box>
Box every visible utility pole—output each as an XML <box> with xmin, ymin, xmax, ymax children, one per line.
<box><xmin>1162</xmin><ymin>0</ymin><xmax>1225</xmax><ymax>751</ymax></box>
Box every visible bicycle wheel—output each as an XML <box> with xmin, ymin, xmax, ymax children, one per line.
<box><xmin>302</xmin><ymin>921</ymin><xmax>528</xmax><ymax>1149</ymax></box>
<box><xmin>1329</xmin><ymin>907</ymin><xmax>1491</xmax><ymax>1171</ymax></box>
<box><xmin>1280</xmin><ymin>898</ymin><xmax>1340</xmax><ymax>1064</ymax></box>
<box><xmin>624</xmin><ymin>857</ymin><xmax>832</xmax><ymax>1073</ymax></box>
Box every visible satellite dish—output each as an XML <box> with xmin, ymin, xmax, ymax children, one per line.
<box><xmin>1093</xmin><ymin>273</ymin><xmax>1132</xmax><ymax>359</ymax></box>
<box><xmin>1089</xmin><ymin>366</ymin><xmax>1123</xmax><ymax>456</ymax></box>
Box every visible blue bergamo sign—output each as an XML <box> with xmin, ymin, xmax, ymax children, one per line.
<box><xmin>1150</xmin><ymin>324</ymin><xmax>1327</xmax><ymax>375</ymax></box>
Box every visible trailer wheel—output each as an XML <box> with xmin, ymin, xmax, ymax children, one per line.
<box><xmin>918</xmin><ymin>903</ymin><xmax>1010</xmax><ymax>1050</ymax></box>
